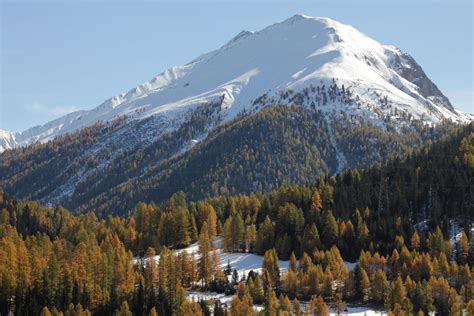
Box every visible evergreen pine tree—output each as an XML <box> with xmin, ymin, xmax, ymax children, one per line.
<box><xmin>198</xmin><ymin>223</ymin><xmax>212</xmax><ymax>288</ymax></box>
<box><xmin>255</xmin><ymin>216</ymin><xmax>275</xmax><ymax>255</ymax></box>
<box><xmin>322</xmin><ymin>210</ymin><xmax>339</xmax><ymax>247</ymax></box>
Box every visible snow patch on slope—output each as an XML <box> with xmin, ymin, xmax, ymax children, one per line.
<box><xmin>324</xmin><ymin>114</ymin><xmax>347</xmax><ymax>174</ymax></box>
<box><xmin>136</xmin><ymin>238</ymin><xmax>289</xmax><ymax>281</ymax></box>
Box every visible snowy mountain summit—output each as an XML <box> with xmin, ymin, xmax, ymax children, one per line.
<box><xmin>1</xmin><ymin>14</ymin><xmax>471</xmax><ymax>152</ymax></box>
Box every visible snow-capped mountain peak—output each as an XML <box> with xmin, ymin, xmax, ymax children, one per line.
<box><xmin>1</xmin><ymin>14</ymin><xmax>471</xmax><ymax>152</ymax></box>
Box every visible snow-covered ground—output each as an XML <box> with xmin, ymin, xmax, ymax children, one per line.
<box><xmin>344</xmin><ymin>261</ymin><xmax>357</xmax><ymax>271</ymax></box>
<box><xmin>188</xmin><ymin>290</ymin><xmax>386</xmax><ymax>315</ymax></box>
<box><xmin>221</xmin><ymin>250</ymin><xmax>290</xmax><ymax>279</ymax></box>
<box><xmin>330</xmin><ymin>307</ymin><xmax>386</xmax><ymax>315</ymax></box>
<box><xmin>415</xmin><ymin>219</ymin><xmax>474</xmax><ymax>244</ymax></box>
<box><xmin>136</xmin><ymin>238</ymin><xmax>289</xmax><ymax>280</ymax></box>
<box><xmin>187</xmin><ymin>291</ymin><xmax>233</xmax><ymax>307</ymax></box>
<box><xmin>449</xmin><ymin>220</ymin><xmax>474</xmax><ymax>243</ymax></box>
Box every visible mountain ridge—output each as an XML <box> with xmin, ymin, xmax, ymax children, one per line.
<box><xmin>1</xmin><ymin>14</ymin><xmax>471</xmax><ymax>152</ymax></box>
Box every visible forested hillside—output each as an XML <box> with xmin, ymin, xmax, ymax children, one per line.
<box><xmin>65</xmin><ymin>105</ymin><xmax>461</xmax><ymax>216</ymax></box>
<box><xmin>0</xmin><ymin>123</ymin><xmax>472</xmax><ymax>315</ymax></box>
<box><xmin>0</xmin><ymin>104</ymin><xmax>460</xmax><ymax>217</ymax></box>
<box><xmin>0</xmin><ymin>118</ymin><xmax>127</xmax><ymax>203</ymax></box>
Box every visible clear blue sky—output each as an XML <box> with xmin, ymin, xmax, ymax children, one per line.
<box><xmin>1</xmin><ymin>0</ymin><xmax>472</xmax><ymax>131</ymax></box>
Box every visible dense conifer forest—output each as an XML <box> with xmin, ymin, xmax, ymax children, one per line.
<box><xmin>0</xmin><ymin>123</ymin><xmax>472</xmax><ymax>315</ymax></box>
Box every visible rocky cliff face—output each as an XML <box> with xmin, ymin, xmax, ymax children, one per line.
<box><xmin>390</xmin><ymin>51</ymin><xmax>455</xmax><ymax>112</ymax></box>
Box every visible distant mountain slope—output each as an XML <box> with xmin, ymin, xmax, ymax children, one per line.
<box><xmin>0</xmin><ymin>15</ymin><xmax>471</xmax><ymax>215</ymax></box>
<box><xmin>0</xmin><ymin>14</ymin><xmax>471</xmax><ymax>152</ymax></box>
